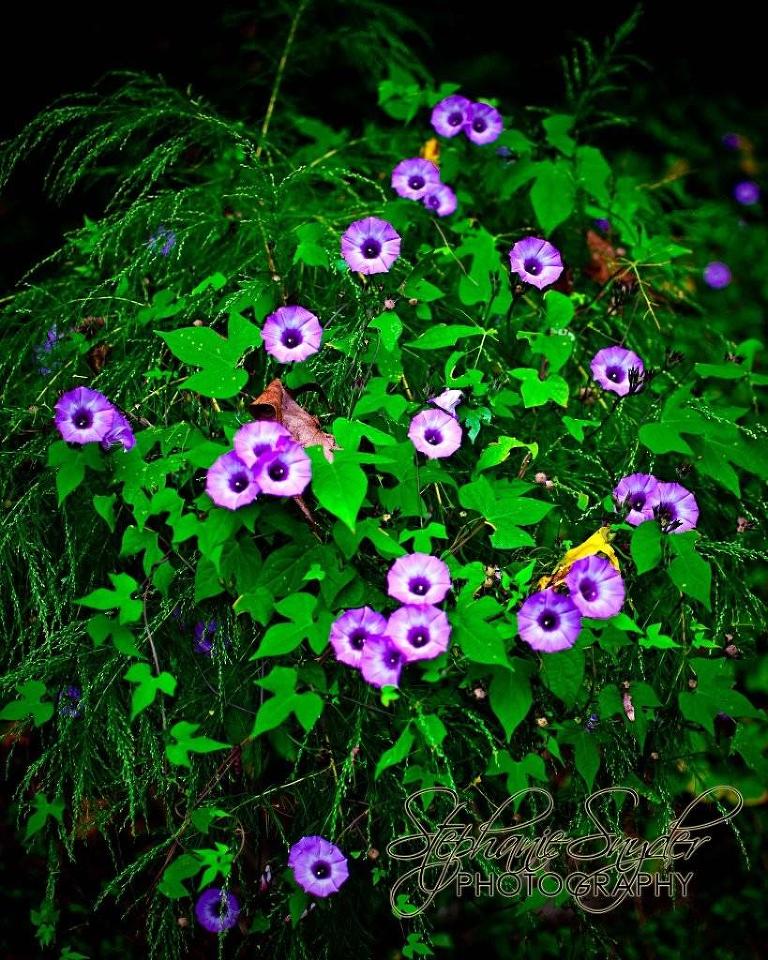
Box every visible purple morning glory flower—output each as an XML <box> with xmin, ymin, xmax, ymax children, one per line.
<box><xmin>54</xmin><ymin>387</ymin><xmax>115</xmax><ymax>445</ymax></box>
<box><xmin>464</xmin><ymin>102</ymin><xmax>503</xmax><ymax>145</ymax></box>
<box><xmin>253</xmin><ymin>436</ymin><xmax>311</xmax><ymax>497</ymax></box>
<box><xmin>288</xmin><ymin>835</ymin><xmax>349</xmax><ymax>897</ymax></box>
<box><xmin>194</xmin><ymin>888</ymin><xmax>240</xmax><ymax>933</ymax></box>
<box><xmin>387</xmin><ymin>604</ymin><xmax>451</xmax><ymax>662</ymax></box>
<box><xmin>360</xmin><ymin>635</ymin><xmax>405</xmax><ymax>688</ymax></box>
<box><xmin>422</xmin><ymin>183</ymin><xmax>457</xmax><ymax>217</ymax></box>
<box><xmin>193</xmin><ymin>619</ymin><xmax>218</xmax><ymax>655</ymax></box>
<box><xmin>387</xmin><ymin>553</ymin><xmax>451</xmax><ymax>605</ymax></box>
<box><xmin>391</xmin><ymin>158</ymin><xmax>440</xmax><ymax>200</ymax></box>
<box><xmin>428</xmin><ymin>388</ymin><xmax>463</xmax><ymax>416</ymax></box>
<box><xmin>233</xmin><ymin>420</ymin><xmax>292</xmax><ymax>468</ymax></box>
<box><xmin>612</xmin><ymin>473</ymin><xmax>660</xmax><ymax>526</ymax></box>
<box><xmin>206</xmin><ymin>451</ymin><xmax>260</xmax><ymax>510</ymax></box>
<box><xmin>58</xmin><ymin>685</ymin><xmax>82</xmax><ymax>718</ymax></box>
<box><xmin>262</xmin><ymin>305</ymin><xmax>323</xmax><ymax>363</ymax></box>
<box><xmin>703</xmin><ymin>261</ymin><xmax>732</xmax><ymax>289</ymax></box>
<box><xmin>431</xmin><ymin>95</ymin><xmax>472</xmax><ymax>138</ymax></box>
<box><xmin>565</xmin><ymin>556</ymin><xmax>625</xmax><ymax>619</ymax></box>
<box><xmin>99</xmin><ymin>410</ymin><xmax>136</xmax><ymax>452</ymax></box>
<box><xmin>408</xmin><ymin>408</ymin><xmax>463</xmax><ymax>459</ymax></box>
<box><xmin>517</xmin><ymin>589</ymin><xmax>582</xmax><ymax>653</ymax></box>
<box><xmin>329</xmin><ymin>606</ymin><xmax>388</xmax><ymax>668</ymax></box>
<box><xmin>508</xmin><ymin>237</ymin><xmax>563</xmax><ymax>290</ymax></box>
<box><xmin>733</xmin><ymin>181</ymin><xmax>760</xmax><ymax>205</ymax></box>
<box><xmin>590</xmin><ymin>346</ymin><xmax>645</xmax><ymax>397</ymax></box>
<box><xmin>341</xmin><ymin>217</ymin><xmax>401</xmax><ymax>275</ymax></box>
<box><xmin>648</xmin><ymin>481</ymin><xmax>699</xmax><ymax>534</ymax></box>
<box><xmin>722</xmin><ymin>132</ymin><xmax>742</xmax><ymax>150</ymax></box>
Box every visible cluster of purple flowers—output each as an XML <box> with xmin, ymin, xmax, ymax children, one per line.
<box><xmin>330</xmin><ymin>552</ymin><xmax>453</xmax><ymax>688</ymax></box>
<box><xmin>54</xmin><ymin>387</ymin><xmax>136</xmax><ymax>451</ymax></box>
<box><xmin>262</xmin><ymin>305</ymin><xmax>323</xmax><ymax>364</ymax></box>
<box><xmin>613</xmin><ymin>473</ymin><xmax>699</xmax><ymax>533</ymax></box>
<box><xmin>516</xmin><ymin>471</ymin><xmax>700</xmax><ymax>652</ymax></box>
<box><xmin>194</xmin><ymin>835</ymin><xmax>350</xmax><ymax>931</ymax></box>
<box><xmin>206</xmin><ymin>421</ymin><xmax>311</xmax><ymax>510</ymax></box>
<box><xmin>590</xmin><ymin>345</ymin><xmax>646</xmax><ymax>397</ymax></box>
<box><xmin>431</xmin><ymin>95</ymin><xmax>503</xmax><ymax>146</ymax></box>
<box><xmin>408</xmin><ymin>388</ymin><xmax>463</xmax><ymax>459</ymax></box>
<box><xmin>391</xmin><ymin>157</ymin><xmax>457</xmax><ymax>217</ymax></box>
<box><xmin>517</xmin><ymin>553</ymin><xmax>625</xmax><ymax>653</ymax></box>
<box><xmin>508</xmin><ymin>237</ymin><xmax>564</xmax><ymax>290</ymax></box>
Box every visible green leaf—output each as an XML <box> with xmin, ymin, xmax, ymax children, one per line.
<box><xmin>166</xmin><ymin>721</ymin><xmax>229</xmax><ymax>768</ymax></box>
<box><xmin>252</xmin><ymin>667</ymin><xmax>324</xmax><ymax>737</ymax></box>
<box><xmin>531</xmin><ymin>160</ymin><xmax>576</xmax><ymax>234</ymax></box>
<box><xmin>403</xmin><ymin>275</ymin><xmax>444</xmax><ymax>302</ymax></box>
<box><xmin>542</xmin><ymin>114</ymin><xmax>575</xmax><ymax>156</ymax></box>
<box><xmin>540</xmin><ymin>647</ymin><xmax>584</xmax><ymax>706</ymax></box>
<box><xmin>488</xmin><ymin>663</ymin><xmax>533</xmax><ymax>739</ymax></box>
<box><xmin>405</xmin><ymin>324</ymin><xmax>487</xmax><ymax>350</ymax></box>
<box><xmin>679</xmin><ymin>661</ymin><xmax>761</xmax><ymax>734</ymax></box>
<box><xmin>0</xmin><ymin>680</ymin><xmax>54</xmax><ymax>727</ymax></box>
<box><xmin>86</xmin><ymin>615</ymin><xmax>145</xmax><ymax>658</ymax></box>
<box><xmin>124</xmin><ymin>663</ymin><xmax>177</xmax><ymax>721</ymax></box>
<box><xmin>562</xmin><ymin>416</ymin><xmax>598</xmax><ymax>442</ymax></box>
<box><xmin>25</xmin><ymin>794</ymin><xmax>65</xmax><ymax>840</ymax></box>
<box><xmin>544</xmin><ymin>290</ymin><xmax>575</xmax><ymax>328</ymax></box>
<box><xmin>510</xmin><ymin>367</ymin><xmax>569</xmax><ymax>408</ymax></box>
<box><xmin>452</xmin><ymin>593</ymin><xmax>513</xmax><ymax>667</ymax></box>
<box><xmin>76</xmin><ymin>572</ymin><xmax>143</xmax><ymax>624</ymax></box>
<box><xmin>47</xmin><ymin>441</ymin><xmax>103</xmax><ymax>504</ymax></box>
<box><xmin>459</xmin><ymin>476</ymin><xmax>554</xmax><ymax>549</ymax></box>
<box><xmin>92</xmin><ymin>494</ymin><xmax>117</xmax><ymax>531</ymax></box>
<box><xmin>159</xmin><ymin>854</ymin><xmax>202</xmax><ymax>899</ymax></box>
<box><xmin>631</xmin><ymin>521</ymin><xmax>662</xmax><ymax>574</ymax></box>
<box><xmin>157</xmin><ymin>321</ymin><xmax>251</xmax><ymax>399</ymax></box>
<box><xmin>575</xmin><ymin>146</ymin><xmax>612</xmax><ymax>204</ymax></box>
<box><xmin>369</xmin><ymin>312</ymin><xmax>403</xmax><ymax>352</ymax></box>
<box><xmin>476</xmin><ymin>436</ymin><xmax>538</xmax><ymax>473</ymax></box>
<box><xmin>375</xmin><ymin>725</ymin><xmax>415</xmax><ymax>779</ymax></box>
<box><xmin>574</xmin><ymin>732</ymin><xmax>600</xmax><ymax>790</ymax></box>
<box><xmin>454</xmin><ymin>229</ymin><xmax>502</xmax><ymax>306</ymax></box>
<box><xmin>667</xmin><ymin>533</ymin><xmax>711</xmax><ymax>609</ymax></box>
<box><xmin>640</xmin><ymin>623</ymin><xmax>680</xmax><ymax>649</ymax></box>
<box><xmin>306</xmin><ymin>445</ymin><xmax>367</xmax><ymax>532</ymax></box>
<box><xmin>252</xmin><ymin>593</ymin><xmax>317</xmax><ymax>657</ymax></box>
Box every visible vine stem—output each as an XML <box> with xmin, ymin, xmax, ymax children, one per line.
<box><xmin>255</xmin><ymin>0</ymin><xmax>310</xmax><ymax>161</ymax></box>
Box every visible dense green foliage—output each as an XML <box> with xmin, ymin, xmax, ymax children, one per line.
<box><xmin>1</xmin><ymin>5</ymin><xmax>766</xmax><ymax>958</ymax></box>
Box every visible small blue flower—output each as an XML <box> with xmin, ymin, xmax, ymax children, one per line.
<box><xmin>58</xmin><ymin>685</ymin><xmax>82</xmax><ymax>718</ymax></box>
<box><xmin>34</xmin><ymin>325</ymin><xmax>62</xmax><ymax>376</ymax></box>
<box><xmin>193</xmin><ymin>620</ymin><xmax>219</xmax><ymax>655</ymax></box>
<box><xmin>148</xmin><ymin>225</ymin><xmax>176</xmax><ymax>256</ymax></box>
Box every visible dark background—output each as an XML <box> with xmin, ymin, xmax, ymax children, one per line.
<box><xmin>0</xmin><ymin>1</ymin><xmax>765</xmax><ymax>289</ymax></box>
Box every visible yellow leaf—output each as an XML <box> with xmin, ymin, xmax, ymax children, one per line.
<box><xmin>420</xmin><ymin>138</ymin><xmax>440</xmax><ymax>165</ymax></box>
<box><xmin>538</xmin><ymin>526</ymin><xmax>619</xmax><ymax>590</ymax></box>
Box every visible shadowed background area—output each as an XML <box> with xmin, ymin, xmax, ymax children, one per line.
<box><xmin>0</xmin><ymin>1</ymin><xmax>765</xmax><ymax>289</ymax></box>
